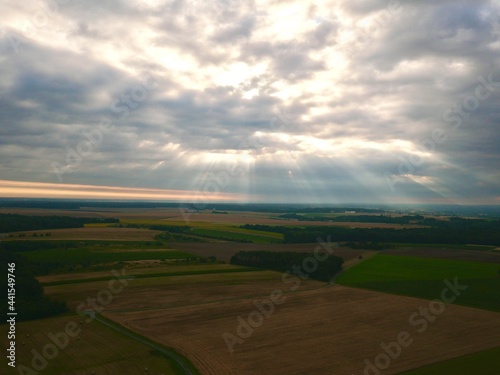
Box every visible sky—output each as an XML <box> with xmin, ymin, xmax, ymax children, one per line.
<box><xmin>0</xmin><ymin>0</ymin><xmax>499</xmax><ymax>205</ymax></box>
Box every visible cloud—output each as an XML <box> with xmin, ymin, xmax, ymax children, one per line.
<box><xmin>0</xmin><ymin>0</ymin><xmax>498</xmax><ymax>204</ymax></box>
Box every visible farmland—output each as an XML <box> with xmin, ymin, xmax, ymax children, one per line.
<box><xmin>1</xmin><ymin>205</ymin><xmax>500</xmax><ymax>374</ymax></box>
<box><xmin>34</xmin><ymin>262</ymin><xmax>500</xmax><ymax>375</ymax></box>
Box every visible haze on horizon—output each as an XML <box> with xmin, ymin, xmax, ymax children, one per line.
<box><xmin>1</xmin><ymin>0</ymin><xmax>499</xmax><ymax>205</ymax></box>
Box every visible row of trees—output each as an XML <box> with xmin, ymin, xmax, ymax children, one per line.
<box><xmin>125</xmin><ymin>223</ymin><xmax>191</xmax><ymax>232</ymax></box>
<box><xmin>278</xmin><ymin>214</ymin><xmax>425</xmax><ymax>224</ymax></box>
<box><xmin>241</xmin><ymin>219</ymin><xmax>500</xmax><ymax>246</ymax></box>
<box><xmin>1</xmin><ymin>248</ymin><xmax>67</xmax><ymax>322</ymax></box>
<box><xmin>240</xmin><ymin>224</ymin><xmax>288</xmax><ymax>233</ymax></box>
<box><xmin>276</xmin><ymin>214</ymin><xmax>500</xmax><ymax>229</ymax></box>
<box><xmin>154</xmin><ymin>231</ymin><xmax>205</xmax><ymax>242</ymax></box>
<box><xmin>342</xmin><ymin>242</ymin><xmax>395</xmax><ymax>250</ymax></box>
<box><xmin>230</xmin><ymin>251</ymin><xmax>344</xmax><ymax>282</ymax></box>
<box><xmin>282</xmin><ymin>225</ymin><xmax>500</xmax><ymax>246</ymax></box>
<box><xmin>0</xmin><ymin>213</ymin><xmax>118</xmax><ymax>233</ymax></box>
<box><xmin>145</xmin><ymin>225</ymin><xmax>253</xmax><ymax>243</ymax></box>
<box><xmin>1</xmin><ymin>240</ymin><xmax>84</xmax><ymax>252</ymax></box>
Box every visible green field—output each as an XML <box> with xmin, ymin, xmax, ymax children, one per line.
<box><xmin>22</xmin><ymin>248</ymin><xmax>196</xmax><ymax>264</ymax></box>
<box><xmin>2</xmin><ymin>239</ymin><xmax>198</xmax><ymax>266</ymax></box>
<box><xmin>42</xmin><ymin>266</ymin><xmax>262</xmax><ymax>286</ymax></box>
<box><xmin>190</xmin><ymin>227</ymin><xmax>282</xmax><ymax>243</ymax></box>
<box><xmin>336</xmin><ymin>254</ymin><xmax>500</xmax><ymax>311</ymax></box>
<box><xmin>399</xmin><ymin>346</ymin><xmax>500</xmax><ymax>375</ymax></box>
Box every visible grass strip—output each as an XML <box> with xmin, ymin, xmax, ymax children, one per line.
<box><xmin>42</xmin><ymin>267</ymin><xmax>263</xmax><ymax>286</ymax></box>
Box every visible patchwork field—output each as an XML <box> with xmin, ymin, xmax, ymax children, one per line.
<box><xmin>37</xmin><ymin>262</ymin><xmax>500</xmax><ymax>375</ymax></box>
<box><xmin>3</xmin><ymin>206</ymin><xmax>499</xmax><ymax>374</ymax></box>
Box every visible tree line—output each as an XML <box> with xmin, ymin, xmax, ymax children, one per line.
<box><xmin>278</xmin><ymin>213</ymin><xmax>425</xmax><ymax>224</ymax></box>
<box><xmin>124</xmin><ymin>223</ymin><xmax>191</xmax><ymax>232</ymax></box>
<box><xmin>241</xmin><ymin>218</ymin><xmax>500</xmax><ymax>246</ymax></box>
<box><xmin>230</xmin><ymin>251</ymin><xmax>344</xmax><ymax>282</ymax></box>
<box><xmin>282</xmin><ymin>225</ymin><xmax>500</xmax><ymax>246</ymax></box>
<box><xmin>1</xmin><ymin>247</ymin><xmax>67</xmax><ymax>322</ymax></box>
<box><xmin>0</xmin><ymin>213</ymin><xmax>118</xmax><ymax>233</ymax></box>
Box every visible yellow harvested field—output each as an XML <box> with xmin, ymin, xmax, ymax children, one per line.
<box><xmin>105</xmin><ymin>285</ymin><xmax>500</xmax><ymax>375</ymax></box>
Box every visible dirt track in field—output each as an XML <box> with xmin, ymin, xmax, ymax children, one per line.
<box><xmin>105</xmin><ymin>284</ymin><xmax>500</xmax><ymax>375</ymax></box>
